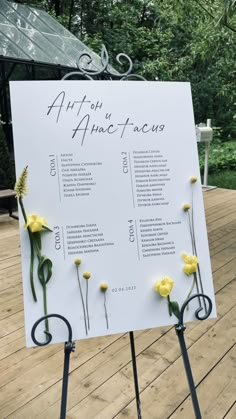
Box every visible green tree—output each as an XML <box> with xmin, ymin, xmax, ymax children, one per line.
<box><xmin>13</xmin><ymin>0</ymin><xmax>236</xmax><ymax>137</ymax></box>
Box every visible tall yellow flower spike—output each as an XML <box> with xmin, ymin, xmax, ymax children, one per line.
<box><xmin>15</xmin><ymin>166</ymin><xmax>28</xmax><ymax>198</ymax></box>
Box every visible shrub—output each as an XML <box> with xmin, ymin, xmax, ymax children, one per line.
<box><xmin>198</xmin><ymin>140</ymin><xmax>236</xmax><ymax>174</ymax></box>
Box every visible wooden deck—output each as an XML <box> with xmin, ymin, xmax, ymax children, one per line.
<box><xmin>0</xmin><ymin>188</ymin><xmax>235</xmax><ymax>419</ymax></box>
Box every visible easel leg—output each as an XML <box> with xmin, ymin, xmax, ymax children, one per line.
<box><xmin>175</xmin><ymin>325</ymin><xmax>202</xmax><ymax>419</ymax></box>
<box><xmin>60</xmin><ymin>341</ymin><xmax>75</xmax><ymax>419</ymax></box>
<box><xmin>129</xmin><ymin>331</ymin><xmax>142</xmax><ymax>419</ymax></box>
<box><xmin>31</xmin><ymin>314</ymin><xmax>75</xmax><ymax>419</ymax></box>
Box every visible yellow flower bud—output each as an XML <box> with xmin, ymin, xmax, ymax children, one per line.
<box><xmin>182</xmin><ymin>253</ymin><xmax>198</xmax><ymax>265</ymax></box>
<box><xmin>83</xmin><ymin>271</ymin><xmax>91</xmax><ymax>280</ymax></box>
<box><xmin>183</xmin><ymin>263</ymin><xmax>197</xmax><ymax>275</ymax></box>
<box><xmin>183</xmin><ymin>203</ymin><xmax>191</xmax><ymax>211</ymax></box>
<box><xmin>182</xmin><ymin>253</ymin><xmax>198</xmax><ymax>275</ymax></box>
<box><xmin>190</xmin><ymin>176</ymin><xmax>198</xmax><ymax>184</ymax></box>
<box><xmin>154</xmin><ymin>276</ymin><xmax>174</xmax><ymax>297</ymax></box>
<box><xmin>25</xmin><ymin>214</ymin><xmax>48</xmax><ymax>233</ymax></box>
<box><xmin>100</xmin><ymin>282</ymin><xmax>108</xmax><ymax>292</ymax></box>
<box><xmin>74</xmin><ymin>258</ymin><xmax>82</xmax><ymax>265</ymax></box>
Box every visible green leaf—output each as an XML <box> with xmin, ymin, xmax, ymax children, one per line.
<box><xmin>169</xmin><ymin>301</ymin><xmax>180</xmax><ymax>320</ymax></box>
<box><xmin>42</xmin><ymin>225</ymin><xmax>53</xmax><ymax>232</ymax></box>
<box><xmin>38</xmin><ymin>256</ymin><xmax>53</xmax><ymax>285</ymax></box>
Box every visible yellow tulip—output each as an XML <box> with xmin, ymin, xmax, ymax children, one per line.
<box><xmin>182</xmin><ymin>253</ymin><xmax>198</xmax><ymax>275</ymax></box>
<box><xmin>183</xmin><ymin>263</ymin><xmax>197</xmax><ymax>275</ymax></box>
<box><xmin>182</xmin><ymin>253</ymin><xmax>198</xmax><ymax>265</ymax></box>
<box><xmin>154</xmin><ymin>276</ymin><xmax>174</xmax><ymax>297</ymax></box>
<box><xmin>25</xmin><ymin>214</ymin><xmax>48</xmax><ymax>233</ymax></box>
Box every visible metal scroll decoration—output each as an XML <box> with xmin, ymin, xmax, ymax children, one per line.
<box><xmin>31</xmin><ymin>314</ymin><xmax>75</xmax><ymax>419</ymax></box>
<box><xmin>31</xmin><ymin>313</ymin><xmax>73</xmax><ymax>347</ymax></box>
<box><xmin>62</xmin><ymin>45</ymin><xmax>146</xmax><ymax>81</ymax></box>
<box><xmin>177</xmin><ymin>293</ymin><xmax>213</xmax><ymax>332</ymax></box>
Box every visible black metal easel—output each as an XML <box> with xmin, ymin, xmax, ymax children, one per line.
<box><xmin>31</xmin><ymin>314</ymin><xmax>75</xmax><ymax>419</ymax></box>
<box><xmin>30</xmin><ymin>47</ymin><xmax>213</xmax><ymax>419</ymax></box>
<box><xmin>175</xmin><ymin>294</ymin><xmax>212</xmax><ymax>419</ymax></box>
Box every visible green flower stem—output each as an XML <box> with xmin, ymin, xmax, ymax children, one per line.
<box><xmin>191</xmin><ymin>189</ymin><xmax>206</xmax><ymax>313</ymax></box>
<box><xmin>85</xmin><ymin>280</ymin><xmax>90</xmax><ymax>330</ymax></box>
<box><xmin>104</xmin><ymin>293</ymin><xmax>109</xmax><ymax>329</ymax></box>
<box><xmin>187</xmin><ymin>211</ymin><xmax>194</xmax><ymax>254</ymax></box>
<box><xmin>42</xmin><ymin>279</ymin><xmax>49</xmax><ymax>332</ymax></box>
<box><xmin>187</xmin><ymin>206</ymin><xmax>200</xmax><ymax>296</ymax></box>
<box><xmin>186</xmin><ymin>272</ymin><xmax>197</xmax><ymax>300</ymax></box>
<box><xmin>19</xmin><ymin>198</ymin><xmax>37</xmax><ymax>302</ymax></box>
<box><xmin>167</xmin><ymin>295</ymin><xmax>172</xmax><ymax>316</ymax></box>
<box><xmin>33</xmin><ymin>238</ymin><xmax>51</xmax><ymax>334</ymax></box>
<box><xmin>76</xmin><ymin>266</ymin><xmax>88</xmax><ymax>335</ymax></box>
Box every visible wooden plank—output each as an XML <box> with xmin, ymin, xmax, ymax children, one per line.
<box><xmin>0</xmin><ymin>255</ymin><xmax>22</xmax><ymax>271</ymax></box>
<box><xmin>0</xmin><ymin>284</ymin><xmax>22</xmax><ymax>305</ymax></box>
<box><xmin>203</xmin><ymin>190</ymin><xmax>236</xmax><ymax>210</ymax></box>
<box><xmin>170</xmin><ymin>346</ymin><xmax>236</xmax><ymax>419</ymax></box>
<box><xmin>207</xmin><ymin>212</ymin><xmax>236</xmax><ymax>234</ymax></box>
<box><xmin>211</xmin><ymin>242</ymin><xmax>236</xmax><ymax>272</ymax></box>
<box><xmin>224</xmin><ymin>402</ymin><xmax>236</xmax><ymax>419</ymax></box>
<box><xmin>206</xmin><ymin>201</ymin><xmax>236</xmax><ymax>224</ymax></box>
<box><xmin>0</xmin><ymin>274</ymin><xmax>22</xmax><ymax>293</ymax></box>
<box><xmin>210</xmin><ymin>235</ymin><xmax>236</xmax><ymax>257</ymax></box>
<box><xmin>66</xmin><ymin>305</ymin><xmax>236</xmax><ymax>418</ymax></box>
<box><xmin>213</xmin><ymin>258</ymin><xmax>235</xmax><ymax>292</ymax></box>
<box><xmin>0</xmin><ymin>333</ymin><xmax>127</xmax><ymax>418</ymax></box>
<box><xmin>13</xmin><ymin>279</ymin><xmax>236</xmax><ymax>419</ymax></box>
<box><xmin>0</xmin><ymin>265</ymin><xmax>22</xmax><ymax>281</ymax></box>
<box><xmin>0</xmin><ymin>311</ymin><xmax>24</xmax><ymax>339</ymax></box>
<box><xmin>0</xmin><ymin>332</ymin><xmax>25</xmax><ymax>362</ymax></box>
<box><xmin>0</xmin><ymin>248</ymin><xmax>21</xmax><ymax>262</ymax></box>
<box><xmin>0</xmin><ymin>297</ymin><xmax>23</xmax><ymax>320</ymax></box>
<box><xmin>209</xmin><ymin>230</ymin><xmax>236</xmax><ymax>253</ymax></box>
<box><xmin>0</xmin><ymin>188</ymin><xmax>235</xmax><ymax>419</ymax></box>
<box><xmin>6</xmin><ymin>331</ymin><xmax>171</xmax><ymax>419</ymax></box>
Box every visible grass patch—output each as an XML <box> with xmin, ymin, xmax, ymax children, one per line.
<box><xmin>199</xmin><ymin>140</ymin><xmax>236</xmax><ymax>189</ymax></box>
<box><xmin>203</xmin><ymin>170</ymin><xmax>236</xmax><ymax>190</ymax></box>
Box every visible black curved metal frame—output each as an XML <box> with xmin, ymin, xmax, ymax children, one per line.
<box><xmin>31</xmin><ymin>46</ymin><xmax>212</xmax><ymax>419</ymax></box>
<box><xmin>31</xmin><ymin>314</ymin><xmax>75</xmax><ymax>419</ymax></box>
<box><xmin>175</xmin><ymin>294</ymin><xmax>212</xmax><ymax>419</ymax></box>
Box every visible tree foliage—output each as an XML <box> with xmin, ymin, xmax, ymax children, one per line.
<box><xmin>17</xmin><ymin>0</ymin><xmax>236</xmax><ymax>137</ymax></box>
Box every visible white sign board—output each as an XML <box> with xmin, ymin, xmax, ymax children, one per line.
<box><xmin>10</xmin><ymin>81</ymin><xmax>216</xmax><ymax>347</ymax></box>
